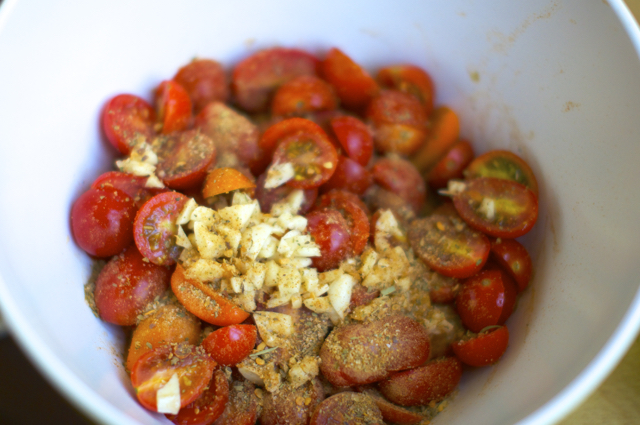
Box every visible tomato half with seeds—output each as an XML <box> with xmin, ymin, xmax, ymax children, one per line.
<box><xmin>329</xmin><ymin>115</ymin><xmax>373</xmax><ymax>166</ymax></box>
<box><xmin>130</xmin><ymin>344</ymin><xmax>216</xmax><ymax>413</ymax></box>
<box><xmin>102</xmin><ymin>94</ymin><xmax>156</xmax><ymax>155</ymax></box>
<box><xmin>452</xmin><ymin>326</ymin><xmax>509</xmax><ymax>367</ymax></box>
<box><xmin>271</xmin><ymin>75</ymin><xmax>338</xmax><ymax>116</ymax></box>
<box><xmin>166</xmin><ymin>369</ymin><xmax>229</xmax><ymax>425</ymax></box>
<box><xmin>155</xmin><ymin>130</ymin><xmax>217</xmax><ymax>190</ymax></box>
<box><xmin>377</xmin><ymin>64</ymin><xmax>435</xmax><ymax>115</ymax></box>
<box><xmin>174</xmin><ymin>58</ymin><xmax>229</xmax><ymax>113</ymax></box>
<box><xmin>254</xmin><ymin>171</ymin><xmax>318</xmax><ymax>215</ymax></box>
<box><xmin>321</xmin><ymin>47</ymin><xmax>379</xmax><ymax>111</ymax></box>
<box><xmin>92</xmin><ymin>171</ymin><xmax>167</xmax><ymax>208</ymax></box>
<box><xmin>408</xmin><ymin>214</ymin><xmax>490</xmax><ymax>279</ymax></box>
<box><xmin>371</xmin><ymin>157</ymin><xmax>426</xmax><ymax>214</ymax></box>
<box><xmin>320</xmin><ymin>155</ymin><xmax>372</xmax><ymax>196</ymax></box>
<box><xmin>490</xmin><ymin>237</ymin><xmax>533</xmax><ymax>292</ymax></box>
<box><xmin>201</xmin><ymin>324</ymin><xmax>257</xmax><ymax>366</ymax></box>
<box><xmin>451</xmin><ymin>177</ymin><xmax>539</xmax><ymax>238</ymax></box>
<box><xmin>259</xmin><ymin>117</ymin><xmax>326</xmax><ymax>159</ymax></box>
<box><xmin>314</xmin><ymin>190</ymin><xmax>370</xmax><ymax>256</ymax></box>
<box><xmin>455</xmin><ymin>269</ymin><xmax>505</xmax><ymax>332</ymax></box>
<box><xmin>306</xmin><ymin>209</ymin><xmax>351</xmax><ymax>272</ymax></box>
<box><xmin>427</xmin><ymin>139</ymin><xmax>475</xmax><ymax>189</ymax></box>
<box><xmin>155</xmin><ymin>80</ymin><xmax>192</xmax><ymax>134</ymax></box>
<box><xmin>464</xmin><ymin>150</ymin><xmax>539</xmax><ymax>196</ymax></box>
<box><xmin>134</xmin><ymin>191</ymin><xmax>189</xmax><ymax>265</ymax></box>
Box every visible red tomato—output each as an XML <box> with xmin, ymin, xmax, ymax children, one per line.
<box><xmin>94</xmin><ymin>245</ymin><xmax>172</xmax><ymax>326</ymax></box>
<box><xmin>314</xmin><ymin>190</ymin><xmax>370</xmax><ymax>256</ymax></box>
<box><xmin>254</xmin><ymin>171</ymin><xmax>317</xmax><ymax>215</ymax></box>
<box><xmin>258</xmin><ymin>117</ymin><xmax>326</xmax><ymax>160</ymax></box>
<box><xmin>232</xmin><ymin>47</ymin><xmax>319</xmax><ymax>113</ymax></box>
<box><xmin>482</xmin><ymin>262</ymin><xmax>519</xmax><ymax>324</ymax></box>
<box><xmin>407</xmin><ymin>214</ymin><xmax>491</xmax><ymax>279</ymax></box>
<box><xmin>319</xmin><ymin>155</ymin><xmax>373</xmax><ymax>195</ymax></box>
<box><xmin>174</xmin><ymin>58</ymin><xmax>229</xmax><ymax>113</ymax></box>
<box><xmin>329</xmin><ymin>115</ymin><xmax>373</xmax><ymax>166</ymax></box>
<box><xmin>452</xmin><ymin>326</ymin><xmax>509</xmax><ymax>367</ymax></box>
<box><xmin>410</xmin><ymin>106</ymin><xmax>460</xmax><ymax>173</ymax></box>
<box><xmin>378</xmin><ymin>357</ymin><xmax>463</xmax><ymax>406</ymax></box>
<box><xmin>371</xmin><ymin>157</ymin><xmax>426</xmax><ymax>214</ymax></box>
<box><xmin>428</xmin><ymin>274</ymin><xmax>461</xmax><ymax>304</ymax></box>
<box><xmin>451</xmin><ymin>177</ymin><xmax>539</xmax><ymax>238</ymax></box>
<box><xmin>92</xmin><ymin>171</ymin><xmax>167</xmax><ymax>208</ymax></box>
<box><xmin>155</xmin><ymin>130</ymin><xmax>217</xmax><ymax>190</ymax></box>
<box><xmin>377</xmin><ymin>64</ymin><xmax>435</xmax><ymax>115</ymax></box>
<box><xmin>212</xmin><ymin>377</ymin><xmax>260</xmax><ymax>425</ymax></box>
<box><xmin>355</xmin><ymin>386</ymin><xmax>425</xmax><ymax>425</ymax></box>
<box><xmin>155</xmin><ymin>80</ymin><xmax>193</xmax><ymax>134</ymax></box>
<box><xmin>133</xmin><ymin>192</ymin><xmax>189</xmax><ymax>266</ymax></box>
<box><xmin>71</xmin><ymin>187</ymin><xmax>136</xmax><ymax>258</ymax></box>
<box><xmin>171</xmin><ymin>264</ymin><xmax>250</xmax><ymax>326</ymax></box>
<box><xmin>464</xmin><ymin>150</ymin><xmax>539</xmax><ymax>196</ymax></box>
<box><xmin>310</xmin><ymin>392</ymin><xmax>384</xmax><ymax>425</ymax></box>
<box><xmin>271</xmin><ymin>75</ymin><xmax>338</xmax><ymax>116</ymax></box>
<box><xmin>101</xmin><ymin>94</ymin><xmax>156</xmax><ymax>155</ymax></box>
<box><xmin>349</xmin><ymin>284</ymin><xmax>380</xmax><ymax>309</ymax></box>
<box><xmin>455</xmin><ymin>269</ymin><xmax>505</xmax><ymax>333</ymax></box>
<box><xmin>166</xmin><ymin>369</ymin><xmax>229</xmax><ymax>425</ymax></box>
<box><xmin>306</xmin><ymin>209</ymin><xmax>351</xmax><ymax>272</ymax></box>
<box><xmin>427</xmin><ymin>139</ymin><xmax>475</xmax><ymax>189</ymax></box>
<box><xmin>130</xmin><ymin>344</ymin><xmax>216</xmax><ymax>413</ymax></box>
<box><xmin>201</xmin><ymin>324</ymin><xmax>257</xmax><ymax>366</ymax></box>
<box><xmin>491</xmin><ymin>237</ymin><xmax>533</xmax><ymax>292</ymax></box>
<box><xmin>321</xmin><ymin>47</ymin><xmax>379</xmax><ymax>111</ymax></box>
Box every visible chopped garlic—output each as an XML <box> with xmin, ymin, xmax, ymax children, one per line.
<box><xmin>253</xmin><ymin>311</ymin><xmax>294</xmax><ymax>347</ymax></box>
<box><xmin>264</xmin><ymin>162</ymin><xmax>295</xmax><ymax>188</ymax></box>
<box><xmin>328</xmin><ymin>273</ymin><xmax>356</xmax><ymax>318</ymax></box>
<box><xmin>156</xmin><ymin>373</ymin><xmax>180</xmax><ymax>414</ymax></box>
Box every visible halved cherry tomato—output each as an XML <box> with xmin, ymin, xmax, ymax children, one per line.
<box><xmin>314</xmin><ymin>190</ymin><xmax>370</xmax><ymax>256</ymax></box>
<box><xmin>260</xmin><ymin>379</ymin><xmax>324</xmax><ymax>425</ymax></box>
<box><xmin>71</xmin><ymin>187</ymin><xmax>136</xmax><ymax>258</ymax></box>
<box><xmin>92</xmin><ymin>171</ymin><xmax>167</xmax><ymax>208</ymax></box>
<box><xmin>378</xmin><ymin>357</ymin><xmax>463</xmax><ymax>406</ymax></box>
<box><xmin>452</xmin><ymin>326</ymin><xmax>509</xmax><ymax>367</ymax></box>
<box><xmin>451</xmin><ymin>177</ymin><xmax>539</xmax><ymax>238</ymax></box>
<box><xmin>329</xmin><ymin>115</ymin><xmax>373</xmax><ymax>166</ymax></box>
<box><xmin>202</xmin><ymin>167</ymin><xmax>256</xmax><ymax>199</ymax></box>
<box><xmin>464</xmin><ymin>150</ymin><xmax>539</xmax><ymax>196</ymax></box>
<box><xmin>171</xmin><ymin>264</ymin><xmax>250</xmax><ymax>326</ymax></box>
<box><xmin>483</xmin><ymin>261</ymin><xmax>519</xmax><ymax>324</ymax></box>
<box><xmin>490</xmin><ymin>237</ymin><xmax>533</xmax><ymax>292</ymax></box>
<box><xmin>174</xmin><ymin>58</ymin><xmax>229</xmax><ymax>113</ymax></box>
<box><xmin>377</xmin><ymin>64</ymin><xmax>435</xmax><ymax>115</ymax></box>
<box><xmin>201</xmin><ymin>324</ymin><xmax>257</xmax><ymax>366</ymax></box>
<box><xmin>155</xmin><ymin>80</ymin><xmax>192</xmax><ymax>134</ymax></box>
<box><xmin>94</xmin><ymin>245</ymin><xmax>172</xmax><ymax>326</ymax></box>
<box><xmin>371</xmin><ymin>157</ymin><xmax>426</xmax><ymax>214</ymax></box>
<box><xmin>212</xmin><ymin>377</ymin><xmax>260</xmax><ymax>425</ymax></box>
<box><xmin>254</xmin><ymin>171</ymin><xmax>317</xmax><ymax>215</ymax></box>
<box><xmin>321</xmin><ymin>48</ymin><xmax>379</xmax><ymax>111</ymax></box>
<box><xmin>427</xmin><ymin>139</ymin><xmax>475</xmax><ymax>189</ymax></box>
<box><xmin>166</xmin><ymin>369</ymin><xmax>229</xmax><ymax>425</ymax></box>
<box><xmin>130</xmin><ymin>344</ymin><xmax>216</xmax><ymax>413</ymax></box>
<box><xmin>310</xmin><ymin>392</ymin><xmax>384</xmax><ymax>425</ymax></box>
<box><xmin>271</xmin><ymin>75</ymin><xmax>338</xmax><ymax>116</ymax></box>
<box><xmin>258</xmin><ymin>117</ymin><xmax>326</xmax><ymax>159</ymax></box>
<box><xmin>428</xmin><ymin>274</ymin><xmax>460</xmax><ymax>304</ymax></box>
<box><xmin>410</xmin><ymin>106</ymin><xmax>460</xmax><ymax>173</ymax></box>
<box><xmin>101</xmin><ymin>94</ymin><xmax>156</xmax><ymax>155</ymax></box>
<box><xmin>306</xmin><ymin>209</ymin><xmax>351</xmax><ymax>272</ymax></box>
<box><xmin>408</xmin><ymin>214</ymin><xmax>490</xmax><ymax>279</ymax></box>
<box><xmin>355</xmin><ymin>386</ymin><xmax>425</xmax><ymax>425</ymax></box>
<box><xmin>232</xmin><ymin>47</ymin><xmax>319</xmax><ymax>113</ymax></box>
<box><xmin>133</xmin><ymin>191</ymin><xmax>189</xmax><ymax>265</ymax></box>
<box><xmin>455</xmin><ymin>269</ymin><xmax>505</xmax><ymax>333</ymax></box>
<box><xmin>155</xmin><ymin>130</ymin><xmax>217</xmax><ymax>190</ymax></box>
<box><xmin>320</xmin><ymin>155</ymin><xmax>373</xmax><ymax>195</ymax></box>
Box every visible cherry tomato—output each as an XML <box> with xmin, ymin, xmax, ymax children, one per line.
<box><xmin>174</xmin><ymin>58</ymin><xmax>229</xmax><ymax>113</ymax></box>
<box><xmin>349</xmin><ymin>284</ymin><xmax>380</xmax><ymax>309</ymax></box>
<box><xmin>212</xmin><ymin>377</ymin><xmax>260</xmax><ymax>425</ymax></box>
<box><xmin>101</xmin><ymin>94</ymin><xmax>156</xmax><ymax>155</ymax></box>
<box><xmin>491</xmin><ymin>237</ymin><xmax>533</xmax><ymax>292</ymax></box>
<box><xmin>258</xmin><ymin>117</ymin><xmax>327</xmax><ymax>160</ymax></box>
<box><xmin>378</xmin><ymin>357</ymin><xmax>463</xmax><ymax>406</ymax></box>
<box><xmin>130</xmin><ymin>344</ymin><xmax>216</xmax><ymax>413</ymax></box>
<box><xmin>310</xmin><ymin>392</ymin><xmax>384</xmax><ymax>425</ymax></box>
<box><xmin>306</xmin><ymin>209</ymin><xmax>351</xmax><ymax>272</ymax></box>
<box><xmin>321</xmin><ymin>47</ymin><xmax>379</xmax><ymax>111</ymax></box>
<box><xmin>94</xmin><ymin>245</ymin><xmax>172</xmax><ymax>326</ymax></box>
<box><xmin>427</xmin><ymin>139</ymin><xmax>475</xmax><ymax>189</ymax></box>
<box><xmin>202</xmin><ymin>167</ymin><xmax>256</xmax><ymax>199</ymax></box>
<box><xmin>452</xmin><ymin>326</ymin><xmax>509</xmax><ymax>367</ymax></box>
<box><xmin>166</xmin><ymin>369</ymin><xmax>229</xmax><ymax>425</ymax></box>
<box><xmin>410</xmin><ymin>106</ymin><xmax>460</xmax><ymax>173</ymax></box>
<box><xmin>92</xmin><ymin>171</ymin><xmax>167</xmax><ymax>208</ymax></box>
<box><xmin>408</xmin><ymin>214</ymin><xmax>490</xmax><ymax>279</ymax></box>
<box><xmin>155</xmin><ymin>129</ymin><xmax>217</xmax><ymax>190</ymax></box>
<box><xmin>483</xmin><ymin>261</ymin><xmax>519</xmax><ymax>324</ymax></box>
<box><xmin>428</xmin><ymin>274</ymin><xmax>460</xmax><ymax>304</ymax></box>
<box><xmin>171</xmin><ymin>264</ymin><xmax>250</xmax><ymax>326</ymax></box>
<box><xmin>314</xmin><ymin>190</ymin><xmax>370</xmax><ymax>256</ymax></box>
<box><xmin>329</xmin><ymin>115</ymin><xmax>373</xmax><ymax>166</ymax></box>
<box><xmin>455</xmin><ymin>269</ymin><xmax>505</xmax><ymax>332</ymax></box>
<box><xmin>71</xmin><ymin>187</ymin><xmax>136</xmax><ymax>258</ymax></box>
<box><xmin>271</xmin><ymin>75</ymin><xmax>338</xmax><ymax>116</ymax></box>
<box><xmin>133</xmin><ymin>191</ymin><xmax>189</xmax><ymax>265</ymax></box>
<box><xmin>232</xmin><ymin>47</ymin><xmax>319</xmax><ymax>113</ymax></box>
<box><xmin>464</xmin><ymin>150</ymin><xmax>539</xmax><ymax>196</ymax></box>
<box><xmin>377</xmin><ymin>64</ymin><xmax>435</xmax><ymax>115</ymax></box>
<box><xmin>451</xmin><ymin>177</ymin><xmax>539</xmax><ymax>238</ymax></box>
<box><xmin>355</xmin><ymin>386</ymin><xmax>425</xmax><ymax>425</ymax></box>
<box><xmin>319</xmin><ymin>155</ymin><xmax>373</xmax><ymax>195</ymax></box>
<box><xmin>260</xmin><ymin>379</ymin><xmax>324</xmax><ymax>425</ymax></box>
<box><xmin>371</xmin><ymin>157</ymin><xmax>426</xmax><ymax>214</ymax></box>
<box><xmin>201</xmin><ymin>324</ymin><xmax>257</xmax><ymax>366</ymax></box>
<box><xmin>155</xmin><ymin>80</ymin><xmax>192</xmax><ymax>134</ymax></box>
<box><xmin>254</xmin><ymin>171</ymin><xmax>317</xmax><ymax>215</ymax></box>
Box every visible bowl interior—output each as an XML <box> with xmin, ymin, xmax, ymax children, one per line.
<box><xmin>1</xmin><ymin>1</ymin><xmax>640</xmax><ymax>424</ymax></box>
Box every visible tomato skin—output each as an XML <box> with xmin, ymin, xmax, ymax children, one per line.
<box><xmin>94</xmin><ymin>245</ymin><xmax>172</xmax><ymax>326</ymax></box>
<box><xmin>455</xmin><ymin>269</ymin><xmax>505</xmax><ymax>333</ymax></box>
<box><xmin>71</xmin><ymin>186</ymin><xmax>136</xmax><ymax>258</ymax></box>
<box><xmin>306</xmin><ymin>209</ymin><xmax>351</xmax><ymax>272</ymax></box>
<box><xmin>155</xmin><ymin>130</ymin><xmax>217</xmax><ymax>190</ymax></box>
<box><xmin>260</xmin><ymin>379</ymin><xmax>324</xmax><ymax>425</ymax></box>
<box><xmin>92</xmin><ymin>171</ymin><xmax>167</xmax><ymax>208</ymax></box>
<box><xmin>452</xmin><ymin>177</ymin><xmax>539</xmax><ymax>238</ymax></box>
<box><xmin>452</xmin><ymin>326</ymin><xmax>509</xmax><ymax>367</ymax></box>
<box><xmin>378</xmin><ymin>357</ymin><xmax>463</xmax><ymax>406</ymax></box>
<box><xmin>174</xmin><ymin>58</ymin><xmax>229</xmax><ymax>113</ymax></box>
<box><xmin>201</xmin><ymin>325</ymin><xmax>257</xmax><ymax>366</ymax></box>
<box><xmin>490</xmin><ymin>237</ymin><xmax>533</xmax><ymax>292</ymax></box>
<box><xmin>310</xmin><ymin>392</ymin><xmax>384</xmax><ymax>425</ymax></box>
<box><xmin>155</xmin><ymin>80</ymin><xmax>192</xmax><ymax>134</ymax></box>
<box><xmin>355</xmin><ymin>386</ymin><xmax>425</xmax><ymax>425</ymax></box>
<box><xmin>320</xmin><ymin>155</ymin><xmax>373</xmax><ymax>196</ymax></box>
<box><xmin>271</xmin><ymin>75</ymin><xmax>338</xmax><ymax>116</ymax></box>
<box><xmin>254</xmin><ymin>171</ymin><xmax>317</xmax><ymax>215</ymax></box>
<box><xmin>102</xmin><ymin>94</ymin><xmax>156</xmax><ymax>155</ymax></box>
<box><xmin>371</xmin><ymin>157</ymin><xmax>426</xmax><ymax>214</ymax></box>
<box><xmin>212</xmin><ymin>377</ymin><xmax>259</xmax><ymax>425</ymax></box>
<box><xmin>427</xmin><ymin>139</ymin><xmax>475</xmax><ymax>189</ymax></box>
<box><xmin>314</xmin><ymin>190</ymin><xmax>370</xmax><ymax>256</ymax></box>
<box><xmin>166</xmin><ymin>369</ymin><xmax>229</xmax><ymax>425</ymax></box>
<box><xmin>464</xmin><ymin>149</ymin><xmax>539</xmax><ymax>196</ymax></box>
<box><xmin>377</xmin><ymin>64</ymin><xmax>435</xmax><ymax>115</ymax></box>
<box><xmin>410</xmin><ymin>106</ymin><xmax>460</xmax><ymax>173</ymax></box>
<box><xmin>329</xmin><ymin>115</ymin><xmax>373</xmax><ymax>166</ymax></box>
<box><xmin>428</xmin><ymin>274</ymin><xmax>460</xmax><ymax>304</ymax></box>
<box><xmin>133</xmin><ymin>192</ymin><xmax>189</xmax><ymax>266</ymax></box>
<box><xmin>321</xmin><ymin>48</ymin><xmax>379</xmax><ymax>111</ymax></box>
<box><xmin>202</xmin><ymin>167</ymin><xmax>256</xmax><ymax>199</ymax></box>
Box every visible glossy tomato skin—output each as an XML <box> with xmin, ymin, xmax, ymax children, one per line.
<box><xmin>202</xmin><ymin>167</ymin><xmax>256</xmax><ymax>199</ymax></box>
<box><xmin>155</xmin><ymin>80</ymin><xmax>192</xmax><ymax>134</ymax></box>
<box><xmin>92</xmin><ymin>171</ymin><xmax>167</xmax><ymax>208</ymax></box>
<box><xmin>455</xmin><ymin>269</ymin><xmax>505</xmax><ymax>333</ymax></box>
<box><xmin>464</xmin><ymin>149</ymin><xmax>539</xmax><ymax>196</ymax></box>
<box><xmin>71</xmin><ymin>186</ymin><xmax>136</xmax><ymax>258</ymax></box>
<box><xmin>371</xmin><ymin>157</ymin><xmax>426</xmax><ymax>214</ymax></box>
<box><xmin>101</xmin><ymin>94</ymin><xmax>156</xmax><ymax>155</ymax></box>
<box><xmin>313</xmin><ymin>190</ymin><xmax>370</xmax><ymax>256</ymax></box>
<box><xmin>490</xmin><ymin>237</ymin><xmax>533</xmax><ymax>292</ymax></box>
<box><xmin>427</xmin><ymin>139</ymin><xmax>475</xmax><ymax>189</ymax></box>
<box><xmin>321</xmin><ymin>48</ymin><xmax>379</xmax><ymax>111</ymax></box>
<box><xmin>166</xmin><ymin>369</ymin><xmax>229</xmax><ymax>425</ymax></box>
<box><xmin>271</xmin><ymin>75</ymin><xmax>338</xmax><ymax>116</ymax></box>
<box><xmin>320</xmin><ymin>155</ymin><xmax>372</xmax><ymax>196</ymax></box>
<box><xmin>452</xmin><ymin>326</ymin><xmax>509</xmax><ymax>367</ymax></box>
<box><xmin>306</xmin><ymin>209</ymin><xmax>351</xmax><ymax>272</ymax></box>
<box><xmin>94</xmin><ymin>245</ymin><xmax>172</xmax><ymax>326</ymax></box>
<box><xmin>174</xmin><ymin>58</ymin><xmax>229</xmax><ymax>113</ymax></box>
<box><xmin>155</xmin><ymin>130</ymin><xmax>217</xmax><ymax>190</ymax></box>
<box><xmin>410</xmin><ymin>106</ymin><xmax>460</xmax><ymax>173</ymax></box>
<box><xmin>254</xmin><ymin>171</ymin><xmax>317</xmax><ymax>215</ymax></box>
<box><xmin>377</xmin><ymin>64</ymin><xmax>435</xmax><ymax>115</ymax></box>
<box><xmin>329</xmin><ymin>115</ymin><xmax>373</xmax><ymax>166</ymax></box>
<box><xmin>201</xmin><ymin>324</ymin><xmax>257</xmax><ymax>366</ymax></box>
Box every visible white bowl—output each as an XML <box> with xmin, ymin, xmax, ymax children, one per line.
<box><xmin>1</xmin><ymin>1</ymin><xmax>640</xmax><ymax>424</ymax></box>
